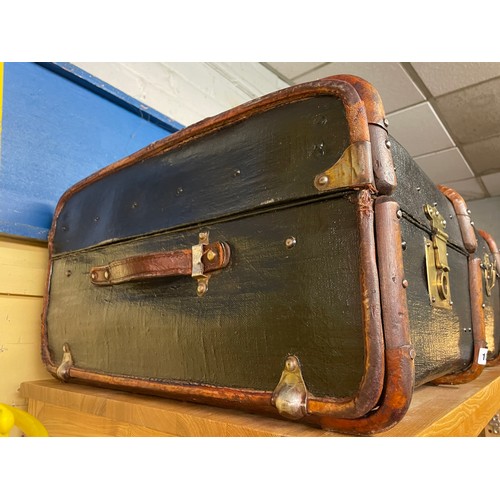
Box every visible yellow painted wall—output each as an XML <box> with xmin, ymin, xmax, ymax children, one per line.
<box><xmin>0</xmin><ymin>235</ymin><xmax>51</xmax><ymax>434</ymax></box>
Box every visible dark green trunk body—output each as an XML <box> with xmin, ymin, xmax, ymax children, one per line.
<box><xmin>48</xmin><ymin>195</ymin><xmax>365</xmax><ymax>398</ymax></box>
<box><xmin>390</xmin><ymin>139</ymin><xmax>474</xmax><ymax>384</ymax></box>
<box><xmin>45</xmin><ymin>92</ymin><xmax>477</xmax><ymax>414</ymax></box>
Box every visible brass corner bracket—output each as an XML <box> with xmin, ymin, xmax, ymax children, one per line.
<box><xmin>271</xmin><ymin>355</ymin><xmax>308</xmax><ymax>420</ymax></box>
<box><xmin>55</xmin><ymin>343</ymin><xmax>73</xmax><ymax>382</ymax></box>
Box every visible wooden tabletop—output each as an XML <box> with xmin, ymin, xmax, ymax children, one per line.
<box><xmin>19</xmin><ymin>364</ymin><xmax>500</xmax><ymax>437</ymax></box>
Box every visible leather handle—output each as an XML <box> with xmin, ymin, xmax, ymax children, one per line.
<box><xmin>90</xmin><ymin>241</ymin><xmax>231</xmax><ymax>286</ymax></box>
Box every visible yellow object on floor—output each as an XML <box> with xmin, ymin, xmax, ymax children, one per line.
<box><xmin>0</xmin><ymin>403</ymin><xmax>48</xmax><ymax>437</ymax></box>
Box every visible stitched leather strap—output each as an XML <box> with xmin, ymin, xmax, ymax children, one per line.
<box><xmin>90</xmin><ymin>241</ymin><xmax>230</xmax><ymax>286</ymax></box>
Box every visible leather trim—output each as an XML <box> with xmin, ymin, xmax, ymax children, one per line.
<box><xmin>324</xmin><ymin>74</ymin><xmax>396</xmax><ymax>195</ymax></box>
<box><xmin>438</xmin><ymin>184</ymin><xmax>477</xmax><ymax>253</ymax></box>
<box><xmin>315</xmin><ymin>196</ymin><xmax>415</xmax><ymax>435</ymax></box>
<box><xmin>306</xmin><ymin>189</ymin><xmax>385</xmax><ymax>419</ymax></box>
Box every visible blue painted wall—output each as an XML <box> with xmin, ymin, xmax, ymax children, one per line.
<box><xmin>0</xmin><ymin>62</ymin><xmax>182</xmax><ymax>240</ymax></box>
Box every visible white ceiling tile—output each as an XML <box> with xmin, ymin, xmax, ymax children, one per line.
<box><xmin>482</xmin><ymin>172</ymin><xmax>500</xmax><ymax>196</ymax></box>
<box><xmin>293</xmin><ymin>62</ymin><xmax>425</xmax><ymax>113</ymax></box>
<box><xmin>265</xmin><ymin>62</ymin><xmax>325</xmax><ymax>79</ymax></box>
<box><xmin>411</xmin><ymin>62</ymin><xmax>500</xmax><ymax>97</ymax></box>
<box><xmin>387</xmin><ymin>102</ymin><xmax>454</xmax><ymax>157</ymax></box>
<box><xmin>467</xmin><ymin>196</ymin><xmax>500</xmax><ymax>243</ymax></box>
<box><xmin>415</xmin><ymin>148</ymin><xmax>474</xmax><ymax>184</ymax></box>
<box><xmin>444</xmin><ymin>178</ymin><xmax>487</xmax><ymax>201</ymax></box>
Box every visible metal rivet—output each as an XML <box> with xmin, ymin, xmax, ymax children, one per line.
<box><xmin>396</xmin><ymin>209</ymin><xmax>402</xmax><ymax>219</ymax></box>
<box><xmin>449</xmin><ymin>301</ymin><xmax>453</xmax><ymax>306</ymax></box>
<box><xmin>285</xmin><ymin>237</ymin><xmax>297</xmax><ymax>249</ymax></box>
<box><xmin>66</xmin><ymin>270</ymin><xmax>72</xmax><ymax>277</ymax></box>
<box><xmin>62</xmin><ymin>226</ymin><xmax>68</xmax><ymax>232</ymax></box>
<box><xmin>433</xmin><ymin>202</ymin><xmax>438</xmax><ymax>207</ymax></box>
<box><xmin>449</xmin><ymin>214</ymin><xmax>453</xmax><ymax>219</ymax></box>
<box><xmin>385</xmin><ymin>140</ymin><xmax>391</xmax><ymax>149</ymax></box>
<box><xmin>197</xmin><ymin>282</ymin><xmax>207</xmax><ymax>295</ymax></box>
<box><xmin>233</xmin><ymin>169</ymin><xmax>241</xmax><ymax>177</ymax></box>
<box><xmin>91</xmin><ymin>272</ymin><xmax>96</xmax><ymax>280</ymax></box>
<box><xmin>402</xmin><ymin>241</ymin><xmax>407</xmax><ymax>251</ymax></box>
<box><xmin>402</xmin><ymin>279</ymin><xmax>409</xmax><ymax>288</ymax></box>
<box><xmin>417</xmin><ymin>187</ymin><xmax>421</xmax><ymax>192</ymax></box>
<box><xmin>176</xmin><ymin>187</ymin><xmax>183</xmax><ymax>195</ymax></box>
<box><xmin>314</xmin><ymin>142</ymin><xmax>325</xmax><ymax>156</ymax></box>
<box><xmin>104</xmin><ymin>270</ymin><xmax>110</xmax><ymax>280</ymax></box>
<box><xmin>463</xmin><ymin>328</ymin><xmax>467</xmax><ymax>332</ymax></box>
<box><xmin>131</xmin><ymin>202</ymin><xmax>138</xmax><ymax>209</ymax></box>
<box><xmin>94</xmin><ymin>216</ymin><xmax>100</xmax><ymax>222</ymax></box>
<box><xmin>206</xmin><ymin>249</ymin><xmax>217</xmax><ymax>261</ymax></box>
<box><xmin>432</xmin><ymin>296</ymin><xmax>436</xmax><ymax>303</ymax></box>
<box><xmin>383</xmin><ymin>118</ymin><xmax>389</xmax><ymax>127</ymax></box>
<box><xmin>482</xmin><ymin>303</ymin><xmax>486</xmax><ymax>308</ymax></box>
<box><xmin>471</xmin><ymin>221</ymin><xmax>475</xmax><ymax>226</ymax></box>
<box><xmin>409</xmin><ymin>348</ymin><xmax>416</xmax><ymax>360</ymax></box>
<box><xmin>467</xmin><ymin>209</ymin><xmax>472</xmax><ymax>215</ymax></box>
<box><xmin>318</xmin><ymin>175</ymin><xmax>329</xmax><ymax>186</ymax></box>
<box><xmin>199</xmin><ymin>232</ymin><xmax>209</xmax><ymax>243</ymax></box>
<box><xmin>469</xmin><ymin>328</ymin><xmax>472</xmax><ymax>332</ymax></box>
<box><xmin>285</xmin><ymin>356</ymin><xmax>297</xmax><ymax>371</ymax></box>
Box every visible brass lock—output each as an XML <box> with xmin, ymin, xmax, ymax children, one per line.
<box><xmin>424</xmin><ymin>204</ymin><xmax>452</xmax><ymax>309</ymax></box>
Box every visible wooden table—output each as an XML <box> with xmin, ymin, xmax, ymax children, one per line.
<box><xmin>19</xmin><ymin>364</ymin><xmax>500</xmax><ymax>437</ymax></box>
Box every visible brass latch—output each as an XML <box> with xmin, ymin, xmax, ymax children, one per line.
<box><xmin>482</xmin><ymin>253</ymin><xmax>497</xmax><ymax>297</ymax></box>
<box><xmin>424</xmin><ymin>204</ymin><xmax>452</xmax><ymax>309</ymax></box>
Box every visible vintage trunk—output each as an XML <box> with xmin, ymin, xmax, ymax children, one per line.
<box><xmin>437</xmin><ymin>185</ymin><xmax>500</xmax><ymax>367</ymax></box>
<box><xmin>41</xmin><ymin>75</ymin><xmax>486</xmax><ymax>435</ymax></box>
<box><xmin>475</xmin><ymin>228</ymin><xmax>500</xmax><ymax>365</ymax></box>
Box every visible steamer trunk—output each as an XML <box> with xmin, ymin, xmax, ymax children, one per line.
<box><xmin>42</xmin><ymin>75</ymin><xmax>485</xmax><ymax>434</ymax></box>
<box><xmin>476</xmin><ymin>229</ymin><xmax>500</xmax><ymax>364</ymax></box>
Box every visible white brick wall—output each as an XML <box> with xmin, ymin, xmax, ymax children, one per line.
<box><xmin>72</xmin><ymin>62</ymin><xmax>289</xmax><ymax>127</ymax></box>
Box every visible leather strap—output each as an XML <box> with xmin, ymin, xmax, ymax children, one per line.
<box><xmin>90</xmin><ymin>241</ymin><xmax>230</xmax><ymax>286</ymax></box>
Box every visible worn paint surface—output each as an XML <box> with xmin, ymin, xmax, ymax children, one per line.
<box><xmin>0</xmin><ymin>235</ymin><xmax>49</xmax><ymax>424</ymax></box>
<box><xmin>52</xmin><ymin>95</ymin><xmax>352</xmax><ymax>254</ymax></box>
<box><xmin>0</xmin><ymin>62</ymin><xmax>3</xmax><ymax>153</ymax></box>
<box><xmin>0</xmin><ymin>63</ymin><xmax>177</xmax><ymax>240</ymax></box>
<box><xmin>47</xmin><ymin>197</ymin><xmax>366</xmax><ymax>398</ymax></box>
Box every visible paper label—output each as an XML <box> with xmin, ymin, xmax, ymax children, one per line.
<box><xmin>478</xmin><ymin>347</ymin><xmax>488</xmax><ymax>366</ymax></box>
